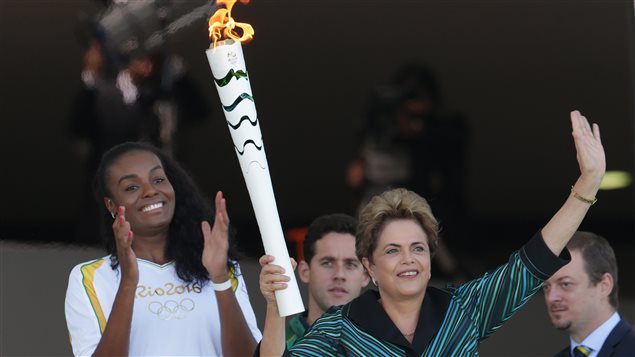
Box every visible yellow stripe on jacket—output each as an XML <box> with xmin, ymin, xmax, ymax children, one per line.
<box><xmin>80</xmin><ymin>259</ymin><xmax>107</xmax><ymax>334</ymax></box>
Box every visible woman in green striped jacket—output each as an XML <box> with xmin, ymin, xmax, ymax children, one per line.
<box><xmin>258</xmin><ymin>110</ymin><xmax>605</xmax><ymax>356</ymax></box>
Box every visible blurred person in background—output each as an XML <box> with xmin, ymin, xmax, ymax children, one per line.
<box><xmin>346</xmin><ymin>63</ymin><xmax>468</xmax><ymax>280</ymax></box>
<box><xmin>346</xmin><ymin>63</ymin><xmax>467</xmax><ymax>212</ymax></box>
<box><xmin>69</xmin><ymin>40</ymin><xmax>209</xmax><ymax>163</ymax></box>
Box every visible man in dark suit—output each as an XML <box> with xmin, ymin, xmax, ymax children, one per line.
<box><xmin>542</xmin><ymin>231</ymin><xmax>635</xmax><ymax>356</ymax></box>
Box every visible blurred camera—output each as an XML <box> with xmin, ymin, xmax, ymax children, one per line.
<box><xmin>88</xmin><ymin>0</ymin><xmax>212</xmax><ymax>70</ymax></box>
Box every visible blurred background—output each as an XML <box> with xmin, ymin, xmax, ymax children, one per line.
<box><xmin>1</xmin><ymin>0</ymin><xmax>634</xmax><ymax>355</ymax></box>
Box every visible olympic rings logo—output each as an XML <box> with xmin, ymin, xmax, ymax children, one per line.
<box><xmin>148</xmin><ymin>298</ymin><xmax>195</xmax><ymax>320</ymax></box>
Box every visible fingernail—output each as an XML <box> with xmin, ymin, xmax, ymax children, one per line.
<box><xmin>128</xmin><ymin>231</ymin><xmax>133</xmax><ymax>238</ymax></box>
<box><xmin>119</xmin><ymin>216</ymin><xmax>124</xmax><ymax>223</ymax></box>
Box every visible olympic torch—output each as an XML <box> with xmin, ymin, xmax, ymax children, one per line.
<box><xmin>205</xmin><ymin>0</ymin><xmax>304</xmax><ymax>317</ymax></box>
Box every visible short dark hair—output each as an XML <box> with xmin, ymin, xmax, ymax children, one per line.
<box><xmin>303</xmin><ymin>214</ymin><xmax>358</xmax><ymax>264</ymax></box>
<box><xmin>567</xmin><ymin>231</ymin><xmax>619</xmax><ymax>309</ymax></box>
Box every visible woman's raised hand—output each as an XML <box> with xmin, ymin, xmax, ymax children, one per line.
<box><xmin>201</xmin><ymin>191</ymin><xmax>231</xmax><ymax>283</ymax></box>
<box><xmin>112</xmin><ymin>206</ymin><xmax>139</xmax><ymax>286</ymax></box>
<box><xmin>570</xmin><ymin>110</ymin><xmax>605</xmax><ymax>186</ymax></box>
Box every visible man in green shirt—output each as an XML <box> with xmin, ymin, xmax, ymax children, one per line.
<box><xmin>286</xmin><ymin>214</ymin><xmax>370</xmax><ymax>347</ymax></box>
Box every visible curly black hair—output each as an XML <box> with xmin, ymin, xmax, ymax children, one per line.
<box><xmin>93</xmin><ymin>142</ymin><xmax>239</xmax><ymax>284</ymax></box>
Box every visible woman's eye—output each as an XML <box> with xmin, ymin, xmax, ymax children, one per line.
<box><xmin>125</xmin><ymin>185</ymin><xmax>139</xmax><ymax>192</ymax></box>
<box><xmin>386</xmin><ymin>248</ymin><xmax>398</xmax><ymax>255</ymax></box>
<box><xmin>153</xmin><ymin>177</ymin><xmax>165</xmax><ymax>184</ymax></box>
<box><xmin>413</xmin><ymin>246</ymin><xmax>425</xmax><ymax>252</ymax></box>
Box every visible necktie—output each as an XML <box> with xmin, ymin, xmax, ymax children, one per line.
<box><xmin>572</xmin><ymin>345</ymin><xmax>591</xmax><ymax>357</ymax></box>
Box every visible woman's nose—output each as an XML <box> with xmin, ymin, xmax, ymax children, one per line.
<box><xmin>141</xmin><ymin>182</ymin><xmax>159</xmax><ymax>197</ymax></box>
<box><xmin>401</xmin><ymin>251</ymin><xmax>414</xmax><ymax>264</ymax></box>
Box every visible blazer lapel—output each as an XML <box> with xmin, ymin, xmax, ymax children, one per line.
<box><xmin>552</xmin><ymin>346</ymin><xmax>569</xmax><ymax>357</ymax></box>
<box><xmin>411</xmin><ymin>287</ymin><xmax>451</xmax><ymax>354</ymax></box>
<box><xmin>597</xmin><ymin>318</ymin><xmax>630</xmax><ymax>357</ymax></box>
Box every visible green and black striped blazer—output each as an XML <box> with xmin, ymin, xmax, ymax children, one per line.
<box><xmin>286</xmin><ymin>233</ymin><xmax>569</xmax><ymax>356</ymax></box>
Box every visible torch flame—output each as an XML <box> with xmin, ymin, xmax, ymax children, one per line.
<box><xmin>209</xmin><ymin>0</ymin><xmax>254</xmax><ymax>47</ymax></box>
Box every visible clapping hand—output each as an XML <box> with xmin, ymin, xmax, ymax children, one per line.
<box><xmin>201</xmin><ymin>191</ymin><xmax>231</xmax><ymax>283</ymax></box>
<box><xmin>112</xmin><ymin>206</ymin><xmax>138</xmax><ymax>286</ymax></box>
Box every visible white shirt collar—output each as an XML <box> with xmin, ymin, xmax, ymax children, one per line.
<box><xmin>569</xmin><ymin>312</ymin><xmax>620</xmax><ymax>357</ymax></box>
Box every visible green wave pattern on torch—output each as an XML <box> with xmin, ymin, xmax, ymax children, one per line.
<box><xmin>214</xmin><ymin>69</ymin><xmax>249</xmax><ymax>87</ymax></box>
<box><xmin>223</xmin><ymin>93</ymin><xmax>254</xmax><ymax>112</ymax></box>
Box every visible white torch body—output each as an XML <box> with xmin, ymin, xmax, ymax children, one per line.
<box><xmin>206</xmin><ymin>40</ymin><xmax>304</xmax><ymax>317</ymax></box>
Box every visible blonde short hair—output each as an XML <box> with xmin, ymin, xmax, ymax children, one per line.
<box><xmin>356</xmin><ymin>188</ymin><xmax>439</xmax><ymax>262</ymax></box>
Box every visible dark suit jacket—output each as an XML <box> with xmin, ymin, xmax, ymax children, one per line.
<box><xmin>555</xmin><ymin>318</ymin><xmax>635</xmax><ymax>357</ymax></box>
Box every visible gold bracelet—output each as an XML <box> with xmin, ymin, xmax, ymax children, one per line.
<box><xmin>571</xmin><ymin>186</ymin><xmax>597</xmax><ymax>205</ymax></box>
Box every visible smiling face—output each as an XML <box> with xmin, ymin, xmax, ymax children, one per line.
<box><xmin>364</xmin><ymin>219</ymin><xmax>431</xmax><ymax>301</ymax></box>
<box><xmin>542</xmin><ymin>250</ymin><xmax>611</xmax><ymax>338</ymax></box>
<box><xmin>104</xmin><ymin>150</ymin><xmax>176</xmax><ymax>238</ymax></box>
<box><xmin>299</xmin><ymin>232</ymin><xmax>369</xmax><ymax>323</ymax></box>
